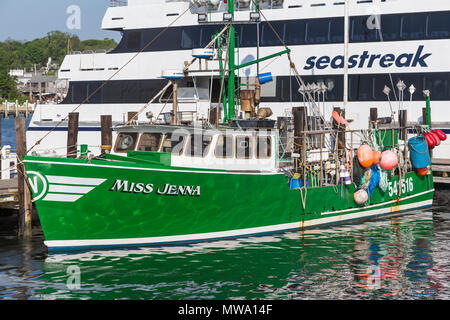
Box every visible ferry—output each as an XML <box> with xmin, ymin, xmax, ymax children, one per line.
<box><xmin>26</xmin><ymin>0</ymin><xmax>450</xmax><ymax>161</ymax></box>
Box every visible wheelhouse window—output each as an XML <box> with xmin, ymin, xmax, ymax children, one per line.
<box><xmin>115</xmin><ymin>133</ymin><xmax>138</xmax><ymax>153</ymax></box>
<box><xmin>256</xmin><ymin>136</ymin><xmax>272</xmax><ymax>159</ymax></box>
<box><xmin>215</xmin><ymin>135</ymin><xmax>234</xmax><ymax>158</ymax></box>
<box><xmin>236</xmin><ymin>136</ymin><xmax>253</xmax><ymax>159</ymax></box>
<box><xmin>185</xmin><ymin>134</ymin><xmax>212</xmax><ymax>157</ymax></box>
<box><xmin>137</xmin><ymin>133</ymin><xmax>163</xmax><ymax>152</ymax></box>
<box><xmin>160</xmin><ymin>133</ymin><xmax>187</xmax><ymax>155</ymax></box>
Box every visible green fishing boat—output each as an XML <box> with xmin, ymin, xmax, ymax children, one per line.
<box><xmin>23</xmin><ymin>0</ymin><xmax>438</xmax><ymax>251</ymax></box>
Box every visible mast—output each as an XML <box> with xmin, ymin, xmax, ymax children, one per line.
<box><xmin>227</xmin><ymin>0</ymin><xmax>236</xmax><ymax>120</ymax></box>
<box><xmin>343</xmin><ymin>0</ymin><xmax>349</xmax><ymax>110</ymax></box>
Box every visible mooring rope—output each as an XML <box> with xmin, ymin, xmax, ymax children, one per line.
<box><xmin>27</xmin><ymin>2</ymin><xmax>198</xmax><ymax>154</ymax></box>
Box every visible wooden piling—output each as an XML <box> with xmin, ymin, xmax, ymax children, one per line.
<box><xmin>101</xmin><ymin>115</ymin><xmax>113</xmax><ymax>154</ymax></box>
<box><xmin>0</xmin><ymin>114</ymin><xmax>2</xmax><ymax>172</ymax></box>
<box><xmin>333</xmin><ymin>107</ymin><xmax>346</xmax><ymax>154</ymax></box>
<box><xmin>15</xmin><ymin>117</ymin><xmax>32</xmax><ymax>238</ymax></box>
<box><xmin>293</xmin><ymin>107</ymin><xmax>306</xmax><ymax>174</ymax></box>
<box><xmin>422</xmin><ymin>108</ymin><xmax>427</xmax><ymax>125</ymax></box>
<box><xmin>127</xmin><ymin>112</ymin><xmax>138</xmax><ymax>124</ymax></box>
<box><xmin>399</xmin><ymin>110</ymin><xmax>407</xmax><ymax>140</ymax></box>
<box><xmin>370</xmin><ymin>107</ymin><xmax>378</xmax><ymax>129</ymax></box>
<box><xmin>67</xmin><ymin>112</ymin><xmax>79</xmax><ymax>158</ymax></box>
<box><xmin>172</xmin><ymin>81</ymin><xmax>179</xmax><ymax>125</ymax></box>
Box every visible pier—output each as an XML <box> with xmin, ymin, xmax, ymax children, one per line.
<box><xmin>432</xmin><ymin>158</ymin><xmax>450</xmax><ymax>184</ymax></box>
<box><xmin>0</xmin><ymin>101</ymin><xmax>35</xmax><ymax>118</ymax></box>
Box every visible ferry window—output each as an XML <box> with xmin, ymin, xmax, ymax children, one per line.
<box><xmin>137</xmin><ymin>133</ymin><xmax>163</xmax><ymax>152</ymax></box>
<box><xmin>215</xmin><ymin>135</ymin><xmax>234</xmax><ymax>158</ymax></box>
<box><xmin>200</xmin><ymin>25</ymin><xmax>223</xmax><ymax>48</ymax></box>
<box><xmin>127</xmin><ymin>31</ymin><xmax>142</xmax><ymax>50</ymax></box>
<box><xmin>114</xmin><ymin>133</ymin><xmax>139</xmax><ymax>153</ymax></box>
<box><xmin>305</xmin><ymin>19</ymin><xmax>329</xmax><ymax>44</ymax></box>
<box><xmin>185</xmin><ymin>135</ymin><xmax>212</xmax><ymax>157</ymax></box>
<box><xmin>329</xmin><ymin>18</ymin><xmax>344</xmax><ymax>43</ymax></box>
<box><xmin>425</xmin><ymin>74</ymin><xmax>449</xmax><ymax>100</ymax></box>
<box><xmin>72</xmin><ymin>82</ymin><xmax>87</xmax><ymax>104</ymax></box>
<box><xmin>351</xmin><ymin>16</ymin><xmax>377</xmax><ymax>42</ymax></box>
<box><xmin>400</xmin><ymin>13</ymin><xmax>427</xmax><ymax>40</ymax></box>
<box><xmin>236</xmin><ymin>136</ymin><xmax>253</xmax><ymax>159</ymax></box>
<box><xmin>261</xmin><ymin>22</ymin><xmax>285</xmax><ymax>46</ymax></box>
<box><xmin>349</xmin><ymin>75</ymin><xmax>375</xmax><ymax>101</ymax></box>
<box><xmin>161</xmin><ymin>133</ymin><xmax>187</xmax><ymax>155</ymax></box>
<box><xmin>256</xmin><ymin>137</ymin><xmax>272</xmax><ymax>159</ymax></box>
<box><xmin>428</xmin><ymin>12</ymin><xmax>450</xmax><ymax>39</ymax></box>
<box><xmin>285</xmin><ymin>20</ymin><xmax>305</xmax><ymax>45</ymax></box>
<box><xmin>87</xmin><ymin>81</ymin><xmax>102</xmax><ymax>103</ymax></box>
<box><xmin>379</xmin><ymin>15</ymin><xmax>401</xmax><ymax>41</ymax></box>
<box><xmin>181</xmin><ymin>28</ymin><xmax>200</xmax><ymax>49</ymax></box>
<box><xmin>240</xmin><ymin>24</ymin><xmax>257</xmax><ymax>47</ymax></box>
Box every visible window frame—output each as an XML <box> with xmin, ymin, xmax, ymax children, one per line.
<box><xmin>114</xmin><ymin>132</ymin><xmax>139</xmax><ymax>153</ymax></box>
<box><xmin>235</xmin><ymin>135</ymin><xmax>254</xmax><ymax>160</ymax></box>
<box><xmin>256</xmin><ymin>136</ymin><xmax>272</xmax><ymax>159</ymax></box>
<box><xmin>214</xmin><ymin>135</ymin><xmax>235</xmax><ymax>159</ymax></box>
<box><xmin>137</xmin><ymin>132</ymin><xmax>164</xmax><ymax>152</ymax></box>
<box><xmin>185</xmin><ymin>134</ymin><xmax>213</xmax><ymax>158</ymax></box>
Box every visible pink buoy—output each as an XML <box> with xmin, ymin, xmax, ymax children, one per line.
<box><xmin>380</xmin><ymin>150</ymin><xmax>398</xmax><ymax>170</ymax></box>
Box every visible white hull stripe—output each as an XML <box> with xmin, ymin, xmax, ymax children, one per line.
<box><xmin>46</xmin><ymin>175</ymin><xmax>107</xmax><ymax>186</ymax></box>
<box><xmin>42</xmin><ymin>175</ymin><xmax>107</xmax><ymax>203</ymax></box>
<box><xmin>43</xmin><ymin>194</ymin><xmax>83</xmax><ymax>202</ymax></box>
<box><xmin>45</xmin><ymin>196</ymin><xmax>433</xmax><ymax>249</ymax></box>
<box><xmin>48</xmin><ymin>185</ymin><xmax>95</xmax><ymax>194</ymax></box>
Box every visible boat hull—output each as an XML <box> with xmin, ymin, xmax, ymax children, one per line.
<box><xmin>23</xmin><ymin>156</ymin><xmax>434</xmax><ymax>251</ymax></box>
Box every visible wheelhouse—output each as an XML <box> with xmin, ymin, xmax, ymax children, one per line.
<box><xmin>112</xmin><ymin>125</ymin><xmax>278</xmax><ymax>171</ymax></box>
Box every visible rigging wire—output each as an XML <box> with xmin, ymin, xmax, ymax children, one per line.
<box><xmin>27</xmin><ymin>2</ymin><xmax>198</xmax><ymax>154</ymax></box>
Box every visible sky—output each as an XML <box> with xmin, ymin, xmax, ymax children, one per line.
<box><xmin>0</xmin><ymin>0</ymin><xmax>121</xmax><ymax>42</ymax></box>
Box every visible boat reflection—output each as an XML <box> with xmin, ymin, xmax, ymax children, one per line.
<box><xmin>34</xmin><ymin>210</ymin><xmax>445</xmax><ymax>300</ymax></box>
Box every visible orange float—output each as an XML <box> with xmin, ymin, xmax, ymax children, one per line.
<box><xmin>416</xmin><ymin>167</ymin><xmax>429</xmax><ymax>176</ymax></box>
<box><xmin>372</xmin><ymin>150</ymin><xmax>382</xmax><ymax>165</ymax></box>
<box><xmin>357</xmin><ymin>145</ymin><xmax>373</xmax><ymax>168</ymax></box>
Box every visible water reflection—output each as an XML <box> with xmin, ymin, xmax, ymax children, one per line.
<box><xmin>21</xmin><ymin>210</ymin><xmax>446</xmax><ymax>300</ymax></box>
<box><xmin>1</xmin><ymin>209</ymin><xmax>449</xmax><ymax>299</ymax></box>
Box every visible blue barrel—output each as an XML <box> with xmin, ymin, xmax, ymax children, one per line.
<box><xmin>289</xmin><ymin>178</ymin><xmax>309</xmax><ymax>189</ymax></box>
<box><xmin>408</xmin><ymin>136</ymin><xmax>431</xmax><ymax>169</ymax></box>
<box><xmin>258</xmin><ymin>72</ymin><xmax>273</xmax><ymax>85</ymax></box>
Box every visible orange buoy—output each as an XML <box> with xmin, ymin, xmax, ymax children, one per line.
<box><xmin>357</xmin><ymin>145</ymin><xmax>373</xmax><ymax>168</ymax></box>
<box><xmin>417</xmin><ymin>167</ymin><xmax>429</xmax><ymax>176</ymax></box>
<box><xmin>372</xmin><ymin>150</ymin><xmax>382</xmax><ymax>165</ymax></box>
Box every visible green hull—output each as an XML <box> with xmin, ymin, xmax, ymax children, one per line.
<box><xmin>23</xmin><ymin>156</ymin><xmax>434</xmax><ymax>251</ymax></box>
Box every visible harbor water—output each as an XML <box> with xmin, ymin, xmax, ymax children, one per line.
<box><xmin>0</xmin><ymin>188</ymin><xmax>449</xmax><ymax>300</ymax></box>
<box><xmin>1</xmin><ymin>116</ymin><xmax>32</xmax><ymax>152</ymax></box>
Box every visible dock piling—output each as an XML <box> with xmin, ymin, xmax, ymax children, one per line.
<box><xmin>15</xmin><ymin>117</ymin><xmax>32</xmax><ymax>238</ymax></box>
<box><xmin>67</xmin><ymin>112</ymin><xmax>79</xmax><ymax>158</ymax></box>
<box><xmin>101</xmin><ymin>115</ymin><xmax>113</xmax><ymax>154</ymax></box>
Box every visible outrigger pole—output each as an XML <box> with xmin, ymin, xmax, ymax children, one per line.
<box><xmin>225</xmin><ymin>0</ymin><xmax>290</xmax><ymax>124</ymax></box>
<box><xmin>227</xmin><ymin>0</ymin><xmax>236</xmax><ymax>121</ymax></box>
